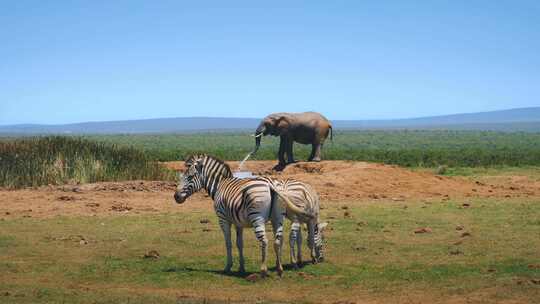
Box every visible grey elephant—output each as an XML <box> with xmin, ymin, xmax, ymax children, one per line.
<box><xmin>252</xmin><ymin>112</ymin><xmax>333</xmax><ymax>170</ymax></box>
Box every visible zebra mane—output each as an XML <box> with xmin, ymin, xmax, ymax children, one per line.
<box><xmin>184</xmin><ymin>154</ymin><xmax>232</xmax><ymax>177</ymax></box>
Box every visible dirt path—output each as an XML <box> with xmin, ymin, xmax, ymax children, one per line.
<box><xmin>1</xmin><ymin>161</ymin><xmax>538</xmax><ymax>219</ymax></box>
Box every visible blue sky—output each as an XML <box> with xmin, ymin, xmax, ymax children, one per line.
<box><xmin>1</xmin><ymin>1</ymin><xmax>539</xmax><ymax>125</ymax></box>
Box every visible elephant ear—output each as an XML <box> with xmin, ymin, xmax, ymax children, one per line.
<box><xmin>276</xmin><ymin>116</ymin><xmax>290</xmax><ymax>135</ymax></box>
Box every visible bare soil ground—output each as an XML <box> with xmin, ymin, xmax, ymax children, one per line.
<box><xmin>1</xmin><ymin>161</ymin><xmax>539</xmax><ymax>219</ymax></box>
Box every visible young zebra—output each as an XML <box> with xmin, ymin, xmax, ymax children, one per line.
<box><xmin>272</xmin><ymin>178</ymin><xmax>328</xmax><ymax>267</ymax></box>
<box><xmin>173</xmin><ymin>154</ymin><xmax>311</xmax><ymax>276</ymax></box>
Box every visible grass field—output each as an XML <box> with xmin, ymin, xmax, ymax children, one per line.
<box><xmin>83</xmin><ymin>130</ymin><xmax>540</xmax><ymax>167</ymax></box>
<box><xmin>2</xmin><ymin>130</ymin><xmax>540</xmax><ymax>188</ymax></box>
<box><xmin>1</xmin><ymin>198</ymin><xmax>539</xmax><ymax>303</ymax></box>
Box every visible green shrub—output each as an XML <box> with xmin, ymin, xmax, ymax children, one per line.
<box><xmin>0</xmin><ymin>136</ymin><xmax>174</xmax><ymax>188</ymax></box>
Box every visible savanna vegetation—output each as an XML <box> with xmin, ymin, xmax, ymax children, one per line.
<box><xmin>84</xmin><ymin>130</ymin><xmax>540</xmax><ymax>167</ymax></box>
<box><xmin>1</xmin><ymin>199</ymin><xmax>539</xmax><ymax>303</ymax></box>
<box><xmin>2</xmin><ymin>130</ymin><xmax>540</xmax><ymax>189</ymax></box>
<box><xmin>0</xmin><ymin>136</ymin><xmax>174</xmax><ymax>189</ymax></box>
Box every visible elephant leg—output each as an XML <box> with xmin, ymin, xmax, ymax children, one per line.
<box><xmin>278</xmin><ymin>135</ymin><xmax>287</xmax><ymax>166</ymax></box>
<box><xmin>312</xmin><ymin>143</ymin><xmax>322</xmax><ymax>162</ymax></box>
<box><xmin>308</xmin><ymin>144</ymin><xmax>317</xmax><ymax>161</ymax></box>
<box><xmin>286</xmin><ymin>137</ymin><xmax>296</xmax><ymax>164</ymax></box>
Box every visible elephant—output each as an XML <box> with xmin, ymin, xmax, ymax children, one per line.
<box><xmin>252</xmin><ymin>112</ymin><xmax>333</xmax><ymax>170</ymax></box>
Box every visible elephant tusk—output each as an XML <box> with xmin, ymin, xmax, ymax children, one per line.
<box><xmin>252</xmin><ymin>133</ymin><xmax>263</xmax><ymax>138</ymax></box>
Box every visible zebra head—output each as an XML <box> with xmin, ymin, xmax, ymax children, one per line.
<box><xmin>173</xmin><ymin>155</ymin><xmax>204</xmax><ymax>204</ymax></box>
<box><xmin>313</xmin><ymin>222</ymin><xmax>328</xmax><ymax>262</ymax></box>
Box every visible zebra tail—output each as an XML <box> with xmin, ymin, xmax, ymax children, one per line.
<box><xmin>270</xmin><ymin>185</ymin><xmax>314</xmax><ymax>219</ymax></box>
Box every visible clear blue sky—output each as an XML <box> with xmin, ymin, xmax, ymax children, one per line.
<box><xmin>1</xmin><ymin>1</ymin><xmax>539</xmax><ymax>125</ymax></box>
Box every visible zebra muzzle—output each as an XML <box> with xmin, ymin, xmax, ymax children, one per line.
<box><xmin>174</xmin><ymin>192</ymin><xmax>188</xmax><ymax>204</ymax></box>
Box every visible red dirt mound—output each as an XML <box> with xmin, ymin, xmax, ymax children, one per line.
<box><xmin>1</xmin><ymin>161</ymin><xmax>538</xmax><ymax>219</ymax></box>
<box><xmin>165</xmin><ymin>160</ymin><xmax>539</xmax><ymax>202</ymax></box>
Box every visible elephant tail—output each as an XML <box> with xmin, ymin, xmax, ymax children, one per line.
<box><xmin>329</xmin><ymin>125</ymin><xmax>333</xmax><ymax>142</ymax></box>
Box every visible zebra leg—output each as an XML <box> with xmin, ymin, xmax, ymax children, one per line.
<box><xmin>307</xmin><ymin>222</ymin><xmax>317</xmax><ymax>264</ymax></box>
<box><xmin>296</xmin><ymin>222</ymin><xmax>303</xmax><ymax>267</ymax></box>
<box><xmin>289</xmin><ymin>221</ymin><xmax>301</xmax><ymax>269</ymax></box>
<box><xmin>253</xmin><ymin>222</ymin><xmax>269</xmax><ymax>276</ymax></box>
<box><xmin>220</xmin><ymin>220</ymin><xmax>233</xmax><ymax>273</ymax></box>
<box><xmin>235</xmin><ymin>226</ymin><xmax>245</xmax><ymax>273</ymax></box>
<box><xmin>271</xmin><ymin>216</ymin><xmax>285</xmax><ymax>276</ymax></box>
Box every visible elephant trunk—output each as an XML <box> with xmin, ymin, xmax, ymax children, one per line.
<box><xmin>252</xmin><ymin>123</ymin><xmax>265</xmax><ymax>154</ymax></box>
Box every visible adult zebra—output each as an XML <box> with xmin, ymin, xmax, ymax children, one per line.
<box><xmin>273</xmin><ymin>179</ymin><xmax>328</xmax><ymax>267</ymax></box>
<box><xmin>173</xmin><ymin>154</ymin><xmax>311</xmax><ymax>276</ymax></box>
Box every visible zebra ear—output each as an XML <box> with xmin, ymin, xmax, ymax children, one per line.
<box><xmin>318</xmin><ymin>222</ymin><xmax>328</xmax><ymax>231</ymax></box>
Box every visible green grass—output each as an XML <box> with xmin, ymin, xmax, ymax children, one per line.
<box><xmin>81</xmin><ymin>130</ymin><xmax>540</xmax><ymax>167</ymax></box>
<box><xmin>0</xmin><ymin>136</ymin><xmax>175</xmax><ymax>188</ymax></box>
<box><xmin>1</xmin><ymin>198</ymin><xmax>539</xmax><ymax>303</ymax></box>
<box><xmin>2</xmin><ymin>130</ymin><xmax>540</xmax><ymax>189</ymax></box>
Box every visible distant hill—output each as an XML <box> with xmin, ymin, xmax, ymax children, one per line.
<box><xmin>1</xmin><ymin>107</ymin><xmax>539</xmax><ymax>134</ymax></box>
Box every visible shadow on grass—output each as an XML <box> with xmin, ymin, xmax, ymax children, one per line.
<box><xmin>162</xmin><ymin>261</ymin><xmax>314</xmax><ymax>278</ymax></box>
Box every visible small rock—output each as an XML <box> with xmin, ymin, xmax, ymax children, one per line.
<box><xmin>72</xmin><ymin>187</ymin><xmax>83</xmax><ymax>193</ymax></box>
<box><xmin>341</xmin><ymin>206</ymin><xmax>349</xmax><ymax>210</ymax></box>
<box><xmin>199</xmin><ymin>219</ymin><xmax>210</xmax><ymax>224</ymax></box>
<box><xmin>455</xmin><ymin>225</ymin><xmax>464</xmax><ymax>231</ymax></box>
<box><xmin>344</xmin><ymin>211</ymin><xmax>350</xmax><ymax>218</ymax></box>
<box><xmin>462</xmin><ymin>203</ymin><xmax>471</xmax><ymax>208</ymax></box>
<box><xmin>414</xmin><ymin>227</ymin><xmax>432</xmax><ymax>234</ymax></box>
<box><xmin>110</xmin><ymin>204</ymin><xmax>132</xmax><ymax>212</ymax></box>
<box><xmin>5</xmin><ymin>212</ymin><xmax>10</xmax><ymax>215</ymax></box>
<box><xmin>79</xmin><ymin>239</ymin><xmax>88</xmax><ymax>245</ymax></box>
<box><xmin>143</xmin><ymin>250</ymin><xmax>160</xmax><ymax>259</ymax></box>
<box><xmin>245</xmin><ymin>273</ymin><xmax>260</xmax><ymax>282</ymax></box>
<box><xmin>449</xmin><ymin>249</ymin><xmax>463</xmax><ymax>255</ymax></box>
<box><xmin>487</xmin><ymin>268</ymin><xmax>496</xmax><ymax>273</ymax></box>
<box><xmin>297</xmin><ymin>272</ymin><xmax>313</xmax><ymax>279</ymax></box>
<box><xmin>58</xmin><ymin>195</ymin><xmax>76</xmax><ymax>201</ymax></box>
